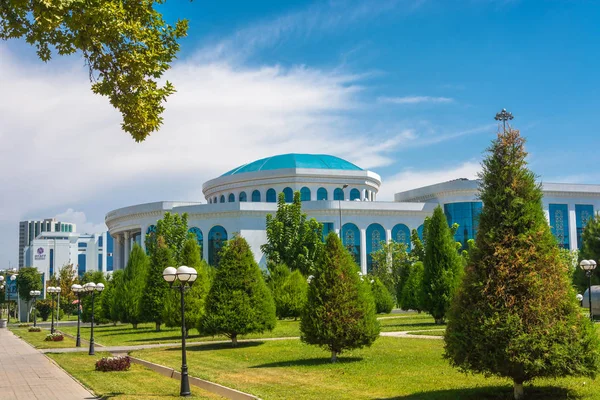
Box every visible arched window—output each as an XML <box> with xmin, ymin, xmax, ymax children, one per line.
<box><xmin>239</xmin><ymin>192</ymin><xmax>247</xmax><ymax>202</ymax></box>
<box><xmin>283</xmin><ymin>187</ymin><xmax>293</xmax><ymax>203</ymax></box>
<box><xmin>317</xmin><ymin>187</ymin><xmax>328</xmax><ymax>200</ymax></box>
<box><xmin>350</xmin><ymin>188</ymin><xmax>361</xmax><ymax>201</ymax></box>
<box><xmin>252</xmin><ymin>190</ymin><xmax>261</xmax><ymax>202</ymax></box>
<box><xmin>334</xmin><ymin>188</ymin><xmax>344</xmax><ymax>201</ymax></box>
<box><xmin>300</xmin><ymin>187</ymin><xmax>311</xmax><ymax>202</ymax></box>
<box><xmin>146</xmin><ymin>225</ymin><xmax>157</xmax><ymax>235</ymax></box>
<box><xmin>417</xmin><ymin>224</ymin><xmax>425</xmax><ymax>241</ymax></box>
<box><xmin>266</xmin><ymin>188</ymin><xmax>276</xmax><ymax>203</ymax></box>
<box><xmin>208</xmin><ymin>225</ymin><xmax>228</xmax><ymax>266</ymax></box>
<box><xmin>208</xmin><ymin>198</ymin><xmax>212</xmax><ymax>204</ymax></box>
<box><xmin>228</xmin><ymin>193</ymin><xmax>235</xmax><ymax>202</ymax></box>
<box><xmin>220</xmin><ymin>195</ymin><xmax>225</xmax><ymax>203</ymax></box>
<box><xmin>366</xmin><ymin>223</ymin><xmax>386</xmax><ymax>272</ymax></box>
<box><xmin>188</xmin><ymin>227</ymin><xmax>203</xmax><ymax>259</ymax></box>
<box><xmin>341</xmin><ymin>223</ymin><xmax>361</xmax><ymax>266</ymax></box>
<box><xmin>392</xmin><ymin>224</ymin><xmax>411</xmax><ymax>250</ymax></box>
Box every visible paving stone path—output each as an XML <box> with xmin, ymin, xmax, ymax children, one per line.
<box><xmin>0</xmin><ymin>328</ymin><xmax>96</xmax><ymax>400</ymax></box>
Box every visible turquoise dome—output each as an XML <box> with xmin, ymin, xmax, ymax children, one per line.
<box><xmin>221</xmin><ymin>154</ymin><xmax>362</xmax><ymax>177</ymax></box>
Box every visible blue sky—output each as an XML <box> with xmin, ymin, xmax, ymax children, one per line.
<box><xmin>1</xmin><ymin>0</ymin><xmax>599</xmax><ymax>267</ymax></box>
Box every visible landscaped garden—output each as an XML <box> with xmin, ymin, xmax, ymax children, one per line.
<box><xmin>9</xmin><ymin>326</ymin><xmax>77</xmax><ymax>349</ymax></box>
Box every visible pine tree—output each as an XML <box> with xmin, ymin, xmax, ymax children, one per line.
<box><xmin>142</xmin><ymin>236</ymin><xmax>173</xmax><ymax>331</ymax></box>
<box><xmin>400</xmin><ymin>261</ymin><xmax>424</xmax><ymax>312</ymax></box>
<box><xmin>200</xmin><ymin>236</ymin><xmax>276</xmax><ymax>346</ymax></box>
<box><xmin>163</xmin><ymin>239</ymin><xmax>211</xmax><ymax>336</ymax></box>
<box><xmin>80</xmin><ymin>271</ymin><xmax>107</xmax><ymax>324</ymax></box>
<box><xmin>370</xmin><ymin>277</ymin><xmax>394</xmax><ymax>314</ymax></box>
<box><xmin>576</xmin><ymin>215</ymin><xmax>600</xmax><ymax>292</ymax></box>
<box><xmin>103</xmin><ymin>270</ymin><xmax>124</xmax><ymax>325</ymax></box>
<box><xmin>119</xmin><ymin>244</ymin><xmax>149</xmax><ymax>328</ymax></box>
<box><xmin>422</xmin><ymin>206</ymin><xmax>463</xmax><ymax>324</ymax></box>
<box><xmin>444</xmin><ymin>129</ymin><xmax>600</xmax><ymax>400</ymax></box>
<box><xmin>268</xmin><ymin>265</ymin><xmax>308</xmax><ymax>320</ymax></box>
<box><xmin>301</xmin><ymin>232</ymin><xmax>380</xmax><ymax>362</ymax></box>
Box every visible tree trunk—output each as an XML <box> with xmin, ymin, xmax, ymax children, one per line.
<box><xmin>155</xmin><ymin>322</ymin><xmax>161</xmax><ymax>332</ymax></box>
<box><xmin>331</xmin><ymin>350</ymin><xmax>338</xmax><ymax>363</ymax></box>
<box><xmin>231</xmin><ymin>333</ymin><xmax>238</xmax><ymax>347</ymax></box>
<box><xmin>513</xmin><ymin>380</ymin><xmax>524</xmax><ymax>400</ymax></box>
<box><xmin>133</xmin><ymin>323</ymin><xmax>138</xmax><ymax>329</ymax></box>
<box><xmin>434</xmin><ymin>318</ymin><xmax>445</xmax><ymax>325</ymax></box>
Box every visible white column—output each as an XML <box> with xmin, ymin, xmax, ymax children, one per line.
<box><xmin>360</xmin><ymin>228</ymin><xmax>367</xmax><ymax>275</ymax></box>
<box><xmin>140</xmin><ymin>225</ymin><xmax>147</xmax><ymax>252</ymax></box>
<box><xmin>386</xmin><ymin>229</ymin><xmax>392</xmax><ymax>244</ymax></box>
<box><xmin>123</xmin><ymin>232</ymin><xmax>131</xmax><ymax>268</ymax></box>
<box><xmin>113</xmin><ymin>234</ymin><xmax>121</xmax><ymax>271</ymax></box>
<box><xmin>568</xmin><ymin>203</ymin><xmax>577</xmax><ymax>251</ymax></box>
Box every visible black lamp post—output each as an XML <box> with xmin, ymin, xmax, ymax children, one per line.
<box><xmin>29</xmin><ymin>290</ymin><xmax>41</xmax><ymax>328</ymax></box>
<box><xmin>494</xmin><ymin>108</ymin><xmax>514</xmax><ymax>133</ymax></box>
<box><xmin>163</xmin><ymin>265</ymin><xmax>198</xmax><ymax>397</ymax></box>
<box><xmin>579</xmin><ymin>259</ymin><xmax>597</xmax><ymax>321</ymax></box>
<box><xmin>83</xmin><ymin>282</ymin><xmax>105</xmax><ymax>355</ymax></box>
<box><xmin>47</xmin><ymin>286</ymin><xmax>60</xmax><ymax>334</ymax></box>
<box><xmin>71</xmin><ymin>284</ymin><xmax>83</xmax><ymax>347</ymax></box>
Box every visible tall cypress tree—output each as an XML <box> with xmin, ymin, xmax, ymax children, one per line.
<box><xmin>119</xmin><ymin>244</ymin><xmax>149</xmax><ymax>328</ymax></box>
<box><xmin>142</xmin><ymin>236</ymin><xmax>173</xmax><ymax>331</ymax></box>
<box><xmin>422</xmin><ymin>206</ymin><xmax>463</xmax><ymax>324</ymax></box>
<box><xmin>301</xmin><ymin>232</ymin><xmax>380</xmax><ymax>362</ymax></box>
<box><xmin>444</xmin><ymin>129</ymin><xmax>600</xmax><ymax>400</ymax></box>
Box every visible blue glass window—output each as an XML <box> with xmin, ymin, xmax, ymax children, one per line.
<box><xmin>146</xmin><ymin>225</ymin><xmax>157</xmax><ymax>235</ymax></box>
<box><xmin>98</xmin><ymin>255</ymin><xmax>103</xmax><ymax>272</ymax></box>
<box><xmin>220</xmin><ymin>195</ymin><xmax>225</xmax><ymax>203</ymax></box>
<box><xmin>322</xmin><ymin>222</ymin><xmax>334</xmax><ymax>242</ymax></box>
<box><xmin>228</xmin><ymin>193</ymin><xmax>235</xmax><ymax>202</ymax></box>
<box><xmin>106</xmin><ymin>234</ymin><xmax>114</xmax><ymax>272</ymax></box>
<box><xmin>317</xmin><ymin>188</ymin><xmax>328</xmax><ymax>200</ymax></box>
<box><xmin>98</xmin><ymin>236</ymin><xmax>103</xmax><ymax>247</ymax></box>
<box><xmin>239</xmin><ymin>192</ymin><xmax>247</xmax><ymax>202</ymax></box>
<box><xmin>78</xmin><ymin>254</ymin><xmax>86</xmax><ymax>277</ymax></box>
<box><xmin>417</xmin><ymin>224</ymin><xmax>425</xmax><ymax>241</ymax></box>
<box><xmin>78</xmin><ymin>242</ymin><xmax>87</xmax><ymax>248</ymax></box>
<box><xmin>208</xmin><ymin>225</ymin><xmax>227</xmax><ymax>266</ymax></box>
<box><xmin>549</xmin><ymin>204</ymin><xmax>570</xmax><ymax>249</ymax></box>
<box><xmin>213</xmin><ymin>197</ymin><xmax>217</xmax><ymax>204</ymax></box>
<box><xmin>576</xmin><ymin>205</ymin><xmax>594</xmax><ymax>249</ymax></box>
<box><xmin>392</xmin><ymin>224</ymin><xmax>411</xmax><ymax>250</ymax></box>
<box><xmin>300</xmin><ymin>187</ymin><xmax>311</xmax><ymax>202</ymax></box>
<box><xmin>49</xmin><ymin>249</ymin><xmax>54</xmax><ymax>276</ymax></box>
<box><xmin>252</xmin><ymin>190</ymin><xmax>261</xmax><ymax>202</ymax></box>
<box><xmin>188</xmin><ymin>227</ymin><xmax>203</xmax><ymax>258</ymax></box>
<box><xmin>350</xmin><ymin>188</ymin><xmax>361</xmax><ymax>201</ymax></box>
<box><xmin>444</xmin><ymin>202</ymin><xmax>483</xmax><ymax>249</ymax></box>
<box><xmin>334</xmin><ymin>188</ymin><xmax>344</xmax><ymax>201</ymax></box>
<box><xmin>341</xmin><ymin>223</ymin><xmax>360</xmax><ymax>266</ymax></box>
<box><xmin>366</xmin><ymin>223</ymin><xmax>385</xmax><ymax>272</ymax></box>
<box><xmin>283</xmin><ymin>187</ymin><xmax>293</xmax><ymax>203</ymax></box>
<box><xmin>266</xmin><ymin>189</ymin><xmax>276</xmax><ymax>203</ymax></box>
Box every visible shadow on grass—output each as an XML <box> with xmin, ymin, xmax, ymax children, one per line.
<box><xmin>251</xmin><ymin>357</ymin><xmax>363</xmax><ymax>369</ymax></box>
<box><xmin>380</xmin><ymin>322</ymin><xmax>440</xmax><ymax>330</ymax></box>
<box><xmin>166</xmin><ymin>340</ymin><xmax>265</xmax><ymax>352</ymax></box>
<box><xmin>375</xmin><ymin>385</ymin><xmax>578</xmax><ymax>400</ymax></box>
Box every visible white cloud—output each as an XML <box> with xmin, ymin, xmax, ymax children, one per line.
<box><xmin>377</xmin><ymin>161</ymin><xmax>482</xmax><ymax>200</ymax></box>
<box><xmin>54</xmin><ymin>209</ymin><xmax>107</xmax><ymax>235</ymax></box>
<box><xmin>377</xmin><ymin>96</ymin><xmax>455</xmax><ymax>104</ymax></box>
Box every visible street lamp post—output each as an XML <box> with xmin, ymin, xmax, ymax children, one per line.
<box><xmin>10</xmin><ymin>274</ymin><xmax>18</xmax><ymax>322</ymax></box>
<box><xmin>163</xmin><ymin>265</ymin><xmax>198</xmax><ymax>397</ymax></box>
<box><xmin>579</xmin><ymin>260</ymin><xmax>597</xmax><ymax>321</ymax></box>
<box><xmin>29</xmin><ymin>290</ymin><xmax>41</xmax><ymax>328</ymax></box>
<box><xmin>71</xmin><ymin>284</ymin><xmax>83</xmax><ymax>347</ymax></box>
<box><xmin>494</xmin><ymin>108</ymin><xmax>514</xmax><ymax>133</ymax></box>
<box><xmin>46</xmin><ymin>287</ymin><xmax>60</xmax><ymax>334</ymax></box>
<box><xmin>84</xmin><ymin>282</ymin><xmax>105</xmax><ymax>355</ymax></box>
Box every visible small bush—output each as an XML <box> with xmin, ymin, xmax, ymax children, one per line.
<box><xmin>95</xmin><ymin>356</ymin><xmax>131</xmax><ymax>372</ymax></box>
<box><xmin>371</xmin><ymin>277</ymin><xmax>395</xmax><ymax>314</ymax></box>
<box><xmin>44</xmin><ymin>333</ymin><xmax>64</xmax><ymax>342</ymax></box>
<box><xmin>18</xmin><ymin>323</ymin><xmax>30</xmax><ymax>328</ymax></box>
<box><xmin>28</xmin><ymin>326</ymin><xmax>42</xmax><ymax>332</ymax></box>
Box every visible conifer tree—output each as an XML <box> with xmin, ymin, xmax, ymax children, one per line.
<box><xmin>119</xmin><ymin>244</ymin><xmax>149</xmax><ymax>328</ymax></box>
<box><xmin>575</xmin><ymin>216</ymin><xmax>600</xmax><ymax>292</ymax></box>
<box><xmin>444</xmin><ymin>129</ymin><xmax>600</xmax><ymax>400</ymax></box>
<box><xmin>370</xmin><ymin>277</ymin><xmax>394</xmax><ymax>314</ymax></box>
<box><xmin>142</xmin><ymin>236</ymin><xmax>173</xmax><ymax>331</ymax></box>
<box><xmin>268</xmin><ymin>264</ymin><xmax>308</xmax><ymax>320</ymax></box>
<box><xmin>103</xmin><ymin>270</ymin><xmax>124</xmax><ymax>325</ymax></box>
<box><xmin>163</xmin><ymin>239</ymin><xmax>211</xmax><ymax>336</ymax></box>
<box><xmin>200</xmin><ymin>236</ymin><xmax>276</xmax><ymax>346</ymax></box>
<box><xmin>301</xmin><ymin>232</ymin><xmax>380</xmax><ymax>362</ymax></box>
<box><xmin>80</xmin><ymin>271</ymin><xmax>107</xmax><ymax>324</ymax></box>
<box><xmin>422</xmin><ymin>206</ymin><xmax>463</xmax><ymax>324</ymax></box>
<box><xmin>400</xmin><ymin>261</ymin><xmax>424</xmax><ymax>312</ymax></box>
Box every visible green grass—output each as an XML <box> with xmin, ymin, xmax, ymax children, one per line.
<box><xmin>48</xmin><ymin>352</ymin><xmax>224</xmax><ymax>399</ymax></box>
<box><xmin>378</xmin><ymin>313</ymin><xmax>441</xmax><ymax>332</ymax></box>
<box><xmin>9</xmin><ymin>327</ymin><xmax>78</xmax><ymax>349</ymax></box>
<box><xmin>133</xmin><ymin>337</ymin><xmax>599</xmax><ymax>400</ymax></box>
<box><xmin>407</xmin><ymin>330</ymin><xmax>445</xmax><ymax>337</ymax></box>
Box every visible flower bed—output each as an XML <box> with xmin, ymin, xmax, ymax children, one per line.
<box><xmin>45</xmin><ymin>333</ymin><xmax>64</xmax><ymax>341</ymax></box>
<box><xmin>28</xmin><ymin>326</ymin><xmax>42</xmax><ymax>332</ymax></box>
<box><xmin>95</xmin><ymin>356</ymin><xmax>131</xmax><ymax>372</ymax></box>
<box><xmin>18</xmin><ymin>323</ymin><xmax>30</xmax><ymax>328</ymax></box>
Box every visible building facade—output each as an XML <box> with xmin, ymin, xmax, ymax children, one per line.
<box><xmin>19</xmin><ymin>219</ymin><xmax>76</xmax><ymax>268</ymax></box>
<box><xmin>105</xmin><ymin>153</ymin><xmax>600</xmax><ymax>274</ymax></box>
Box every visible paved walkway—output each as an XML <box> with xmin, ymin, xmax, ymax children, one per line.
<box><xmin>0</xmin><ymin>328</ymin><xmax>96</xmax><ymax>400</ymax></box>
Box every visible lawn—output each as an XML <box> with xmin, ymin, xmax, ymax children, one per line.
<box><xmin>407</xmin><ymin>329</ymin><xmax>445</xmax><ymax>337</ymax></box>
<box><xmin>132</xmin><ymin>337</ymin><xmax>600</xmax><ymax>400</ymax></box>
<box><xmin>48</xmin><ymin>352</ymin><xmax>224</xmax><ymax>399</ymax></box>
<box><xmin>9</xmin><ymin>327</ymin><xmax>78</xmax><ymax>349</ymax></box>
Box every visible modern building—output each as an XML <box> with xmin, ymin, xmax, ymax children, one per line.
<box><xmin>105</xmin><ymin>153</ymin><xmax>600</xmax><ymax>274</ymax></box>
<box><xmin>18</xmin><ymin>219</ymin><xmax>76</xmax><ymax>268</ymax></box>
<box><xmin>25</xmin><ymin>231</ymin><xmax>114</xmax><ymax>279</ymax></box>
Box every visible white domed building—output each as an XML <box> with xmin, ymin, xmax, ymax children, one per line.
<box><xmin>105</xmin><ymin>153</ymin><xmax>600</xmax><ymax>273</ymax></box>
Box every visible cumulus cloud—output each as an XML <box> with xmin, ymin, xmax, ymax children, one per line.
<box><xmin>54</xmin><ymin>209</ymin><xmax>107</xmax><ymax>235</ymax></box>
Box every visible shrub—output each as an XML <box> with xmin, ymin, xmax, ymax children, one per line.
<box><xmin>95</xmin><ymin>356</ymin><xmax>131</xmax><ymax>372</ymax></box>
<box><xmin>28</xmin><ymin>326</ymin><xmax>41</xmax><ymax>332</ymax></box>
<box><xmin>36</xmin><ymin>299</ymin><xmax>53</xmax><ymax>321</ymax></box>
<box><xmin>45</xmin><ymin>333</ymin><xmax>64</xmax><ymax>341</ymax></box>
<box><xmin>370</xmin><ymin>277</ymin><xmax>395</xmax><ymax>314</ymax></box>
<box><xmin>17</xmin><ymin>323</ymin><xmax>30</xmax><ymax>328</ymax></box>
